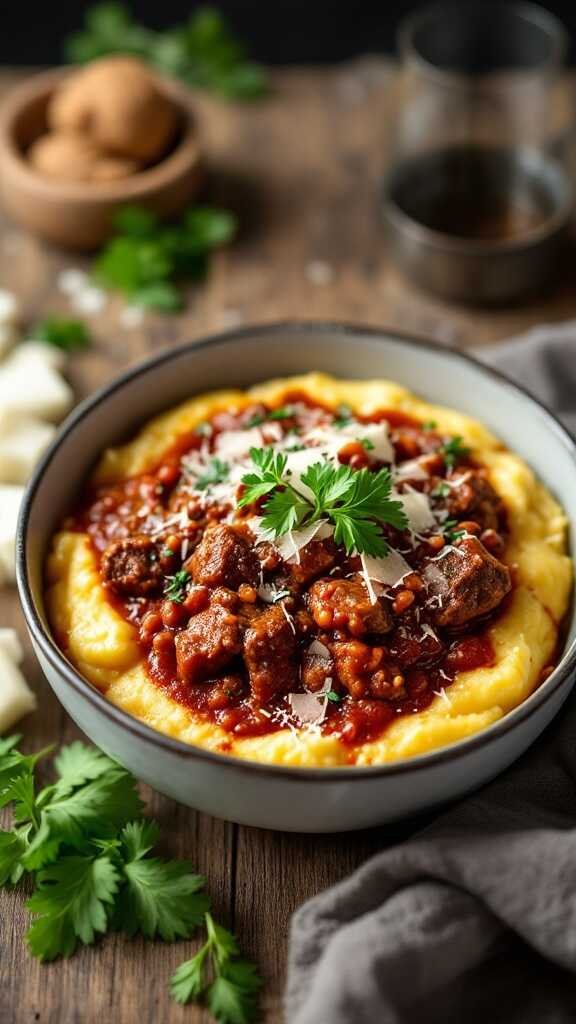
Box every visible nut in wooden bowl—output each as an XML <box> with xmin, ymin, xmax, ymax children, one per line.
<box><xmin>0</xmin><ymin>65</ymin><xmax>204</xmax><ymax>251</ymax></box>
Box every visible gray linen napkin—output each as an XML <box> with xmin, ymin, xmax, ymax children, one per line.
<box><xmin>286</xmin><ymin>324</ymin><xmax>576</xmax><ymax>1024</ymax></box>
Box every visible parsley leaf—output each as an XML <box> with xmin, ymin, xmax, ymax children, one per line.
<box><xmin>115</xmin><ymin>821</ymin><xmax>208</xmax><ymax>940</ymax></box>
<box><xmin>439</xmin><ymin>436</ymin><xmax>470</xmax><ymax>468</ymax></box>
<box><xmin>325</xmin><ymin>691</ymin><xmax>342</xmax><ymax>703</ymax></box>
<box><xmin>333</xmin><ymin>403</ymin><xmax>353</xmax><ymax>428</ymax></box>
<box><xmin>65</xmin><ymin>4</ymin><xmax>268</xmax><ymax>101</ymax></box>
<box><xmin>93</xmin><ymin>204</ymin><xmax>237</xmax><ymax>311</ymax></box>
<box><xmin>422</xmin><ymin>419</ymin><xmax>438</xmax><ymax>431</ymax></box>
<box><xmin>431</xmin><ymin>481</ymin><xmax>450</xmax><ymax>499</ymax></box>
<box><xmin>268</xmin><ymin>405</ymin><xmax>296</xmax><ymax>421</ymax></box>
<box><xmin>26</xmin><ymin>854</ymin><xmax>119</xmax><ymax>960</ymax></box>
<box><xmin>34</xmin><ymin>318</ymin><xmax>90</xmax><ymax>352</ymax></box>
<box><xmin>163</xmin><ymin>569</ymin><xmax>191</xmax><ymax>603</ymax></box>
<box><xmin>442</xmin><ymin>519</ymin><xmax>466</xmax><ymax>544</ymax></box>
<box><xmin>171</xmin><ymin>913</ymin><xmax>262</xmax><ymax>1022</ymax></box>
<box><xmin>240</xmin><ymin>452</ymin><xmax>408</xmax><ymax>557</ymax></box>
<box><xmin>195</xmin><ymin>458</ymin><xmax>229</xmax><ymax>491</ymax></box>
<box><xmin>51</xmin><ymin>742</ymin><xmax>118</xmax><ymax>797</ymax></box>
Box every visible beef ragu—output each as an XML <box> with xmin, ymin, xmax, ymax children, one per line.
<box><xmin>68</xmin><ymin>394</ymin><xmax>513</xmax><ymax>752</ymax></box>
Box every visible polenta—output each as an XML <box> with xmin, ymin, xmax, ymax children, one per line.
<box><xmin>45</xmin><ymin>374</ymin><xmax>573</xmax><ymax>766</ymax></box>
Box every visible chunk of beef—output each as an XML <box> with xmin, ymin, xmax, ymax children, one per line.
<box><xmin>190</xmin><ymin>524</ymin><xmax>260</xmax><ymax>590</ymax></box>
<box><xmin>308</xmin><ymin>577</ymin><xmax>393</xmax><ymax>636</ymax></box>
<box><xmin>101</xmin><ymin>536</ymin><xmax>163</xmax><ymax>596</ymax></box>
<box><xmin>174</xmin><ymin>604</ymin><xmax>241</xmax><ymax>685</ymax></box>
<box><xmin>332</xmin><ymin>640</ymin><xmax>404</xmax><ymax>701</ymax></box>
<box><xmin>446</xmin><ymin>470</ymin><xmax>504</xmax><ymax>532</ymax></box>
<box><xmin>388</xmin><ymin>617</ymin><xmax>445</xmax><ymax>667</ymax></box>
<box><xmin>423</xmin><ymin>536</ymin><xmax>511</xmax><ymax>628</ymax></box>
<box><xmin>288</xmin><ymin>539</ymin><xmax>338</xmax><ymax>586</ymax></box>
<box><xmin>243</xmin><ymin>605</ymin><xmax>297</xmax><ymax>704</ymax></box>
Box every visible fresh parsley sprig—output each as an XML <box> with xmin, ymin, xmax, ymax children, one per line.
<box><xmin>195</xmin><ymin>458</ymin><xmax>229</xmax><ymax>491</ymax></box>
<box><xmin>66</xmin><ymin>4</ymin><xmax>268</xmax><ymax>100</ymax></box>
<box><xmin>0</xmin><ymin>737</ymin><xmax>261</xmax><ymax>1022</ymax></box>
<box><xmin>239</xmin><ymin>449</ymin><xmax>407</xmax><ymax>557</ymax></box>
<box><xmin>171</xmin><ymin>911</ymin><xmax>262</xmax><ymax>1020</ymax></box>
<box><xmin>164</xmin><ymin>569</ymin><xmax>191</xmax><ymax>603</ymax></box>
<box><xmin>93</xmin><ymin>204</ymin><xmax>237</xmax><ymax>312</ymax></box>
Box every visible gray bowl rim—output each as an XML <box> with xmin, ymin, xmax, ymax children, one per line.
<box><xmin>16</xmin><ymin>320</ymin><xmax>576</xmax><ymax>782</ymax></box>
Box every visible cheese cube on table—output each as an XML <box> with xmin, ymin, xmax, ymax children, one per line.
<box><xmin>0</xmin><ymin>626</ymin><xmax>24</xmax><ymax>664</ymax></box>
<box><xmin>0</xmin><ymin>484</ymin><xmax>24</xmax><ymax>584</ymax></box>
<box><xmin>0</xmin><ymin>345</ymin><xmax>73</xmax><ymax>422</ymax></box>
<box><xmin>0</xmin><ymin>643</ymin><xmax>36</xmax><ymax>733</ymax></box>
<box><xmin>0</xmin><ymin>412</ymin><xmax>55</xmax><ymax>484</ymax></box>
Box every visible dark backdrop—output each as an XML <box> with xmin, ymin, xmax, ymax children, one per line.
<box><xmin>2</xmin><ymin>0</ymin><xmax>576</xmax><ymax>65</ymax></box>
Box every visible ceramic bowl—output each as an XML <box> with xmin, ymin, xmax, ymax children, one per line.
<box><xmin>0</xmin><ymin>68</ymin><xmax>203</xmax><ymax>250</ymax></box>
<box><xmin>16</xmin><ymin>323</ymin><xmax>576</xmax><ymax>832</ymax></box>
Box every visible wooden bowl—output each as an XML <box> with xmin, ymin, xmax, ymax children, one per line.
<box><xmin>0</xmin><ymin>67</ymin><xmax>203</xmax><ymax>251</ymax></box>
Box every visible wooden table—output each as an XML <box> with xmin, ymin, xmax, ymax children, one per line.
<box><xmin>1</xmin><ymin>61</ymin><xmax>576</xmax><ymax>1023</ymax></box>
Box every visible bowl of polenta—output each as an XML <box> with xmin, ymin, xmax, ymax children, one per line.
<box><xmin>17</xmin><ymin>323</ymin><xmax>576</xmax><ymax>832</ymax></box>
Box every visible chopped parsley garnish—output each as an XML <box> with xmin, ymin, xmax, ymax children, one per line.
<box><xmin>268</xmin><ymin>405</ymin><xmax>296</xmax><ymax>420</ymax></box>
<box><xmin>333</xmin><ymin>403</ymin><xmax>353</xmax><ymax>428</ymax></box>
<box><xmin>0</xmin><ymin>736</ymin><xmax>261</xmax><ymax>1020</ymax></box>
<box><xmin>34</xmin><ymin>317</ymin><xmax>90</xmax><ymax>351</ymax></box>
<box><xmin>325</xmin><ymin>691</ymin><xmax>341</xmax><ymax>703</ymax></box>
<box><xmin>442</xmin><ymin>519</ymin><xmax>466</xmax><ymax>544</ymax></box>
<box><xmin>164</xmin><ymin>570</ymin><xmax>191</xmax><ymax>603</ymax></box>
<box><xmin>66</xmin><ymin>4</ymin><xmax>268</xmax><ymax>101</ymax></box>
<box><xmin>431</xmin><ymin>481</ymin><xmax>450</xmax><ymax>499</ymax></box>
<box><xmin>422</xmin><ymin>419</ymin><xmax>438</xmax><ymax>431</ymax></box>
<box><xmin>239</xmin><ymin>448</ymin><xmax>407</xmax><ymax>557</ymax></box>
<box><xmin>194</xmin><ymin>421</ymin><xmax>212</xmax><ymax>437</ymax></box>
<box><xmin>246</xmin><ymin>413</ymin><xmax>265</xmax><ymax>427</ymax></box>
<box><xmin>439</xmin><ymin>436</ymin><xmax>470</xmax><ymax>468</ymax></box>
<box><xmin>194</xmin><ymin>458</ymin><xmax>229</xmax><ymax>491</ymax></box>
<box><xmin>161</xmin><ymin>547</ymin><xmax>176</xmax><ymax>558</ymax></box>
<box><xmin>359</xmin><ymin>437</ymin><xmax>375</xmax><ymax>451</ymax></box>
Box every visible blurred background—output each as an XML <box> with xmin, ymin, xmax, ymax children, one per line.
<box><xmin>5</xmin><ymin>0</ymin><xmax>576</xmax><ymax>65</ymax></box>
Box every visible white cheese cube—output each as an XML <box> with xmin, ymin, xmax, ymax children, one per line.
<box><xmin>0</xmin><ymin>627</ymin><xmax>24</xmax><ymax>664</ymax></box>
<box><xmin>0</xmin><ymin>358</ymin><xmax>73</xmax><ymax>423</ymax></box>
<box><xmin>0</xmin><ymin>412</ymin><xmax>55</xmax><ymax>484</ymax></box>
<box><xmin>0</xmin><ymin>290</ymin><xmax>20</xmax><ymax>327</ymax></box>
<box><xmin>10</xmin><ymin>340</ymin><xmax>67</xmax><ymax>372</ymax></box>
<box><xmin>0</xmin><ymin>646</ymin><xmax>36</xmax><ymax>733</ymax></box>
<box><xmin>0</xmin><ymin>484</ymin><xmax>24</xmax><ymax>584</ymax></box>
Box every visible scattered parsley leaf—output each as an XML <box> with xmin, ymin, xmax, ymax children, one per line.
<box><xmin>439</xmin><ymin>436</ymin><xmax>470</xmax><ymax>468</ymax></box>
<box><xmin>442</xmin><ymin>519</ymin><xmax>466</xmax><ymax>544</ymax></box>
<box><xmin>161</xmin><ymin>547</ymin><xmax>176</xmax><ymax>558</ymax></box>
<box><xmin>195</xmin><ymin>458</ymin><xmax>229</xmax><ymax>491</ymax></box>
<box><xmin>422</xmin><ymin>420</ymin><xmax>438</xmax><ymax>431</ymax></box>
<box><xmin>333</xmin><ymin>403</ymin><xmax>353</xmax><ymax>428</ymax></box>
<box><xmin>65</xmin><ymin>4</ymin><xmax>268</xmax><ymax>101</ymax></box>
<box><xmin>171</xmin><ymin>913</ymin><xmax>262</xmax><ymax>1021</ymax></box>
<box><xmin>164</xmin><ymin>569</ymin><xmax>191</xmax><ymax>603</ymax></box>
<box><xmin>34</xmin><ymin>318</ymin><xmax>90</xmax><ymax>352</ymax></box>
<box><xmin>246</xmin><ymin>414</ymin><xmax>265</xmax><ymax>427</ymax></box>
<box><xmin>116</xmin><ymin>846</ymin><xmax>208</xmax><ymax>940</ymax></box>
<box><xmin>51</xmin><ymin>742</ymin><xmax>117</xmax><ymax>797</ymax></box>
<box><xmin>26</xmin><ymin>854</ymin><xmax>119</xmax><ymax>961</ymax></box>
<box><xmin>93</xmin><ymin>204</ymin><xmax>237</xmax><ymax>312</ymax></box>
<box><xmin>325</xmin><ymin>691</ymin><xmax>341</xmax><ymax>703</ymax></box>
<box><xmin>359</xmin><ymin>437</ymin><xmax>375</xmax><ymax>451</ymax></box>
<box><xmin>268</xmin><ymin>405</ymin><xmax>296</xmax><ymax>421</ymax></box>
<box><xmin>431</xmin><ymin>481</ymin><xmax>450</xmax><ymax>499</ymax></box>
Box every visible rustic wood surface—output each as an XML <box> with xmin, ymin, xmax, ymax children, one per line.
<box><xmin>1</xmin><ymin>61</ymin><xmax>576</xmax><ymax>1024</ymax></box>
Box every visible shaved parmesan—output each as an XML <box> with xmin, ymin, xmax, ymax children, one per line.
<box><xmin>306</xmin><ymin>639</ymin><xmax>331</xmax><ymax>659</ymax></box>
<box><xmin>360</xmin><ymin>549</ymin><xmax>412</xmax><ymax>587</ymax></box>
<box><xmin>215</xmin><ymin>427</ymin><xmax>263</xmax><ymax>461</ymax></box>
<box><xmin>0</xmin><ymin>413</ymin><xmax>55</xmax><ymax>484</ymax></box>
<box><xmin>398</xmin><ymin>489</ymin><xmax>436</xmax><ymax>533</ymax></box>
<box><xmin>257</xmin><ymin>583</ymin><xmax>290</xmax><ymax>604</ymax></box>
<box><xmin>0</xmin><ymin>484</ymin><xmax>23</xmax><ymax>583</ymax></box>
<box><xmin>307</xmin><ymin>421</ymin><xmax>394</xmax><ymax>463</ymax></box>
<box><xmin>420</xmin><ymin>623</ymin><xmax>439</xmax><ymax>642</ymax></box>
<box><xmin>288</xmin><ymin>690</ymin><xmax>327</xmax><ymax>724</ymax></box>
<box><xmin>275</xmin><ymin>520</ymin><xmax>333</xmax><ymax>564</ymax></box>
<box><xmin>394</xmin><ymin>459</ymin><xmax>429</xmax><ymax>482</ymax></box>
<box><xmin>0</xmin><ymin>627</ymin><xmax>23</xmax><ymax>664</ymax></box>
<box><xmin>0</xmin><ymin>646</ymin><xmax>36</xmax><ymax>733</ymax></box>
